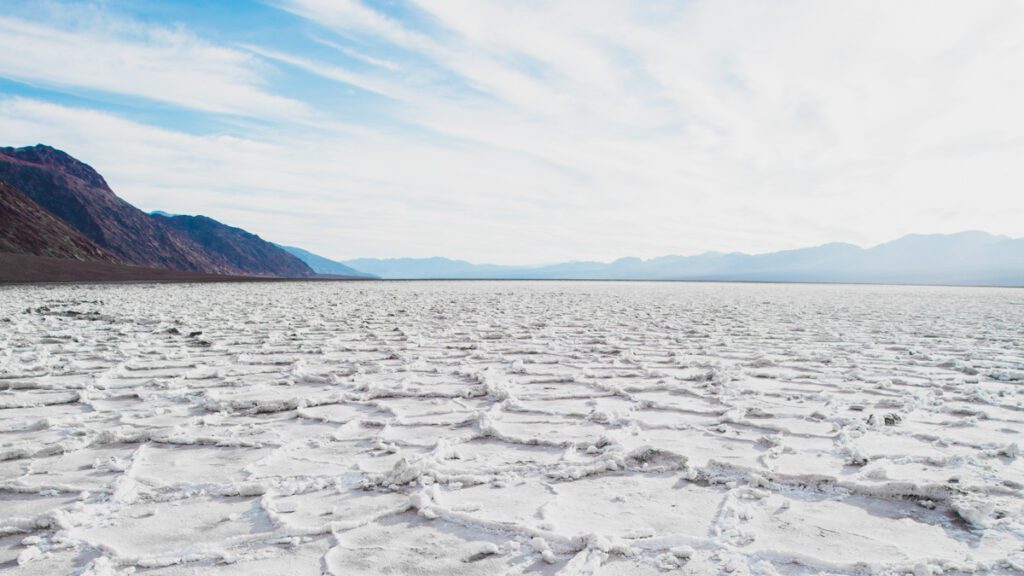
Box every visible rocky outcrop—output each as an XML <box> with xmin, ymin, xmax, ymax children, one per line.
<box><xmin>0</xmin><ymin>180</ymin><xmax>117</xmax><ymax>262</ymax></box>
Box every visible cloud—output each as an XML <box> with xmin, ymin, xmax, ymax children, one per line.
<box><xmin>274</xmin><ymin>0</ymin><xmax>431</xmax><ymax>51</ymax></box>
<box><xmin>277</xmin><ymin>0</ymin><xmax>1024</xmax><ymax>253</ymax></box>
<box><xmin>2</xmin><ymin>1</ymin><xmax>1024</xmax><ymax>263</ymax></box>
<box><xmin>241</xmin><ymin>44</ymin><xmax>401</xmax><ymax>100</ymax></box>
<box><xmin>0</xmin><ymin>12</ymin><xmax>308</xmax><ymax>119</ymax></box>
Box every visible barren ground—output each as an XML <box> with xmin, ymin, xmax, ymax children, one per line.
<box><xmin>1</xmin><ymin>281</ymin><xmax>1022</xmax><ymax>575</ymax></box>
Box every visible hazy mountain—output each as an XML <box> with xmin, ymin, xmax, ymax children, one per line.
<box><xmin>344</xmin><ymin>232</ymin><xmax>1024</xmax><ymax>286</ymax></box>
<box><xmin>0</xmin><ymin>144</ymin><xmax>315</xmax><ymax>278</ymax></box>
<box><xmin>276</xmin><ymin>245</ymin><xmax>376</xmax><ymax>278</ymax></box>
<box><xmin>342</xmin><ymin>257</ymin><xmax>522</xmax><ymax>279</ymax></box>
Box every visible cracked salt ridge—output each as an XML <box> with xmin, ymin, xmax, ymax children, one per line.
<box><xmin>0</xmin><ymin>283</ymin><xmax>1022</xmax><ymax>575</ymax></box>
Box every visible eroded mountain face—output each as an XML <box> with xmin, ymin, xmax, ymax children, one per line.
<box><xmin>0</xmin><ymin>180</ymin><xmax>116</xmax><ymax>262</ymax></box>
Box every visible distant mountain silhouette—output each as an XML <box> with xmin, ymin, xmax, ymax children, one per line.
<box><xmin>0</xmin><ymin>144</ymin><xmax>317</xmax><ymax>278</ymax></box>
<box><xmin>276</xmin><ymin>245</ymin><xmax>377</xmax><ymax>278</ymax></box>
<box><xmin>344</xmin><ymin>232</ymin><xmax>1024</xmax><ymax>286</ymax></box>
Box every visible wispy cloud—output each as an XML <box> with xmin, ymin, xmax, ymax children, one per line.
<box><xmin>277</xmin><ymin>0</ymin><xmax>1024</xmax><ymax>254</ymax></box>
<box><xmin>241</xmin><ymin>44</ymin><xmax>400</xmax><ymax>99</ymax></box>
<box><xmin>0</xmin><ymin>12</ymin><xmax>307</xmax><ymax>119</ymax></box>
<box><xmin>311</xmin><ymin>36</ymin><xmax>401</xmax><ymax>72</ymax></box>
<box><xmin>274</xmin><ymin>0</ymin><xmax>432</xmax><ymax>51</ymax></box>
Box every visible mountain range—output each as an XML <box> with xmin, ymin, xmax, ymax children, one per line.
<box><xmin>1</xmin><ymin>143</ymin><xmax>1020</xmax><ymax>286</ymax></box>
<box><xmin>0</xmin><ymin>144</ymin><xmax>367</xmax><ymax>281</ymax></box>
<box><xmin>345</xmin><ymin>231</ymin><xmax>1024</xmax><ymax>286</ymax></box>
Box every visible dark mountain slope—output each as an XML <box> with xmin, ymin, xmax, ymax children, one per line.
<box><xmin>0</xmin><ymin>145</ymin><xmax>222</xmax><ymax>271</ymax></box>
<box><xmin>155</xmin><ymin>214</ymin><xmax>314</xmax><ymax>278</ymax></box>
<box><xmin>0</xmin><ymin>180</ymin><xmax>118</xmax><ymax>262</ymax></box>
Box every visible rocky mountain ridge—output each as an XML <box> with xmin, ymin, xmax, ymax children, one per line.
<box><xmin>0</xmin><ymin>144</ymin><xmax>317</xmax><ymax>278</ymax></box>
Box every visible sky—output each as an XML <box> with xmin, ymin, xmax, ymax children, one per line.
<box><xmin>1</xmin><ymin>0</ymin><xmax>1022</xmax><ymax>265</ymax></box>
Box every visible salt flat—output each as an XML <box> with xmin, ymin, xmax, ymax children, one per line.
<box><xmin>0</xmin><ymin>281</ymin><xmax>1022</xmax><ymax>575</ymax></box>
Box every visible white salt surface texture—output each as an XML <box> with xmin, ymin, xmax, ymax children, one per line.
<box><xmin>0</xmin><ymin>281</ymin><xmax>1022</xmax><ymax>575</ymax></box>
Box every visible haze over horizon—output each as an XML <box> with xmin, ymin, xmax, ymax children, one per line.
<box><xmin>2</xmin><ymin>1</ymin><xmax>1023</xmax><ymax>264</ymax></box>
<box><xmin>339</xmin><ymin>230</ymin><xmax>1019</xmax><ymax>269</ymax></box>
